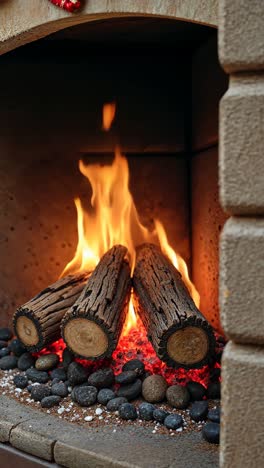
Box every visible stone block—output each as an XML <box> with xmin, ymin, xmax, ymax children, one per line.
<box><xmin>0</xmin><ymin>395</ymin><xmax>36</xmax><ymax>443</ymax></box>
<box><xmin>219</xmin><ymin>0</ymin><xmax>264</xmax><ymax>72</ymax></box>
<box><xmin>221</xmin><ymin>342</ymin><xmax>264</xmax><ymax>467</ymax></box>
<box><xmin>220</xmin><ymin>74</ymin><xmax>264</xmax><ymax>214</ymax></box>
<box><xmin>54</xmin><ymin>442</ymin><xmax>131</xmax><ymax>468</ymax></box>
<box><xmin>220</xmin><ymin>217</ymin><xmax>264</xmax><ymax>344</ymax></box>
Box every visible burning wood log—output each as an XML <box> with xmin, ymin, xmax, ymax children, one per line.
<box><xmin>13</xmin><ymin>272</ymin><xmax>91</xmax><ymax>352</ymax></box>
<box><xmin>133</xmin><ymin>243</ymin><xmax>216</xmax><ymax>369</ymax></box>
<box><xmin>61</xmin><ymin>245</ymin><xmax>131</xmax><ymax>360</ymax></box>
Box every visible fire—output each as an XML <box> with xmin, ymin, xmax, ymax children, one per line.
<box><xmin>102</xmin><ymin>102</ymin><xmax>116</xmax><ymax>131</ymax></box>
<box><xmin>61</xmin><ymin>105</ymin><xmax>199</xmax><ymax>335</ymax></box>
<box><xmin>155</xmin><ymin>220</ymin><xmax>200</xmax><ymax>308</ymax></box>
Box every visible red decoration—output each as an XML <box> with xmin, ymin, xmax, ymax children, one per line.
<box><xmin>48</xmin><ymin>0</ymin><xmax>82</xmax><ymax>13</ymax></box>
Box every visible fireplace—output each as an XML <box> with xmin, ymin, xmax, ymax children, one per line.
<box><xmin>0</xmin><ymin>1</ymin><xmax>263</xmax><ymax>467</ymax></box>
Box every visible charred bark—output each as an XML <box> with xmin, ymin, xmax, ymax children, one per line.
<box><xmin>133</xmin><ymin>243</ymin><xmax>215</xmax><ymax>368</ymax></box>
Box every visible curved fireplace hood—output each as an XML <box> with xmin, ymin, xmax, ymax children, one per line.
<box><xmin>0</xmin><ymin>0</ymin><xmax>217</xmax><ymax>55</ymax></box>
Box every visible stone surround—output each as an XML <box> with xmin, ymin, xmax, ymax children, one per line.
<box><xmin>0</xmin><ymin>0</ymin><xmax>263</xmax><ymax>466</ymax></box>
<box><xmin>219</xmin><ymin>1</ymin><xmax>264</xmax><ymax>466</ymax></box>
<box><xmin>0</xmin><ymin>396</ymin><xmax>218</xmax><ymax>468</ymax></box>
<box><xmin>0</xmin><ymin>0</ymin><xmax>217</xmax><ymax>55</ymax></box>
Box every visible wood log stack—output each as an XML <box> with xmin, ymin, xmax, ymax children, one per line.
<box><xmin>13</xmin><ymin>243</ymin><xmax>215</xmax><ymax>368</ymax></box>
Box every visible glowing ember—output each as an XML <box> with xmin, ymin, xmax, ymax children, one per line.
<box><xmin>37</xmin><ymin>329</ymin><xmax>221</xmax><ymax>388</ymax></box>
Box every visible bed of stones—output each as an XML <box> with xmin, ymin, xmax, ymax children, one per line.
<box><xmin>0</xmin><ymin>327</ymin><xmax>221</xmax><ymax>445</ymax></box>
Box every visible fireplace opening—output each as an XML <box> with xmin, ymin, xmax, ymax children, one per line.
<box><xmin>0</xmin><ymin>16</ymin><xmax>228</xmax><ymax>456</ymax></box>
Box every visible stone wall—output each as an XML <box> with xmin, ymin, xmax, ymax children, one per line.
<box><xmin>219</xmin><ymin>1</ymin><xmax>264</xmax><ymax>466</ymax></box>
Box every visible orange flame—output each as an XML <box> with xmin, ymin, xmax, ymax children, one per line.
<box><xmin>61</xmin><ymin>105</ymin><xmax>199</xmax><ymax>334</ymax></box>
<box><xmin>102</xmin><ymin>102</ymin><xmax>116</xmax><ymax>131</ymax></box>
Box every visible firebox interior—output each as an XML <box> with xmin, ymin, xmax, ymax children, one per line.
<box><xmin>0</xmin><ymin>17</ymin><xmax>228</xmax><ymax>334</ymax></box>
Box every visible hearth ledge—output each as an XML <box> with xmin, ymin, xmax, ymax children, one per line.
<box><xmin>0</xmin><ymin>395</ymin><xmax>218</xmax><ymax>468</ymax></box>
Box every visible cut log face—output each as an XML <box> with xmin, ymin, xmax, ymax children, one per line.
<box><xmin>61</xmin><ymin>245</ymin><xmax>131</xmax><ymax>360</ymax></box>
<box><xmin>13</xmin><ymin>271</ymin><xmax>91</xmax><ymax>352</ymax></box>
<box><xmin>64</xmin><ymin>318</ymin><xmax>109</xmax><ymax>358</ymax></box>
<box><xmin>133</xmin><ymin>243</ymin><xmax>216</xmax><ymax>369</ymax></box>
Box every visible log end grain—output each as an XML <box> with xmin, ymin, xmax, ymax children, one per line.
<box><xmin>15</xmin><ymin>315</ymin><xmax>39</xmax><ymax>347</ymax></box>
<box><xmin>63</xmin><ymin>318</ymin><xmax>109</xmax><ymax>359</ymax></box>
<box><xmin>166</xmin><ymin>326</ymin><xmax>209</xmax><ymax>367</ymax></box>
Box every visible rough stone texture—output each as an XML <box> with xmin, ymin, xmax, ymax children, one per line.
<box><xmin>220</xmin><ymin>217</ymin><xmax>264</xmax><ymax>344</ymax></box>
<box><xmin>10</xmin><ymin>420</ymin><xmax>56</xmax><ymax>462</ymax></box>
<box><xmin>221</xmin><ymin>342</ymin><xmax>264</xmax><ymax>467</ymax></box>
<box><xmin>0</xmin><ymin>396</ymin><xmax>37</xmax><ymax>443</ymax></box>
<box><xmin>192</xmin><ymin>35</ymin><xmax>228</xmax><ymax>151</ymax></box>
<box><xmin>54</xmin><ymin>425</ymin><xmax>218</xmax><ymax>468</ymax></box>
<box><xmin>0</xmin><ymin>395</ymin><xmax>218</xmax><ymax>467</ymax></box>
<box><xmin>0</xmin><ymin>0</ymin><xmax>218</xmax><ymax>55</ymax></box>
<box><xmin>218</xmin><ymin>0</ymin><xmax>264</xmax><ymax>72</ymax></box>
<box><xmin>220</xmin><ymin>74</ymin><xmax>264</xmax><ymax>214</ymax></box>
<box><xmin>192</xmin><ymin>147</ymin><xmax>228</xmax><ymax>333</ymax></box>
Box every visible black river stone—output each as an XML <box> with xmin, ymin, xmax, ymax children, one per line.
<box><xmin>41</xmin><ymin>396</ymin><xmax>61</xmax><ymax>408</ymax></box>
<box><xmin>208</xmin><ymin>407</ymin><xmax>220</xmax><ymax>423</ymax></box>
<box><xmin>202</xmin><ymin>422</ymin><xmax>220</xmax><ymax>444</ymax></box>
<box><xmin>18</xmin><ymin>352</ymin><xmax>35</xmax><ymax>371</ymax></box>
<box><xmin>0</xmin><ymin>355</ymin><xmax>17</xmax><ymax>370</ymax></box>
<box><xmin>31</xmin><ymin>384</ymin><xmax>51</xmax><ymax>402</ymax></box>
<box><xmin>0</xmin><ymin>348</ymin><xmax>10</xmax><ymax>358</ymax></box>
<box><xmin>117</xmin><ymin>378</ymin><xmax>142</xmax><ymax>401</ymax></box>
<box><xmin>26</xmin><ymin>368</ymin><xmax>49</xmax><ymax>384</ymax></box>
<box><xmin>75</xmin><ymin>386</ymin><xmax>98</xmax><ymax>406</ymax></box>
<box><xmin>164</xmin><ymin>414</ymin><xmax>183</xmax><ymax>430</ymax></box>
<box><xmin>50</xmin><ymin>367</ymin><xmax>67</xmax><ymax>382</ymax></box>
<box><xmin>106</xmin><ymin>397</ymin><xmax>128</xmax><ymax>411</ymax></box>
<box><xmin>153</xmin><ymin>408</ymin><xmax>169</xmax><ymax>423</ymax></box>
<box><xmin>9</xmin><ymin>339</ymin><xmax>26</xmax><ymax>357</ymax></box>
<box><xmin>122</xmin><ymin>359</ymin><xmax>145</xmax><ymax>376</ymax></box>
<box><xmin>97</xmin><ymin>388</ymin><xmax>115</xmax><ymax>405</ymax></box>
<box><xmin>115</xmin><ymin>371</ymin><xmax>137</xmax><ymax>385</ymax></box>
<box><xmin>119</xmin><ymin>403</ymin><xmax>137</xmax><ymax>420</ymax></box>
<box><xmin>51</xmin><ymin>382</ymin><xmax>68</xmax><ymax>398</ymax></box>
<box><xmin>67</xmin><ymin>362</ymin><xmax>88</xmax><ymax>386</ymax></box>
<box><xmin>13</xmin><ymin>374</ymin><xmax>28</xmax><ymax>389</ymax></box>
<box><xmin>138</xmin><ymin>402</ymin><xmax>155</xmax><ymax>421</ymax></box>
<box><xmin>88</xmin><ymin>368</ymin><xmax>114</xmax><ymax>389</ymax></box>
<box><xmin>190</xmin><ymin>401</ymin><xmax>209</xmax><ymax>422</ymax></box>
<box><xmin>187</xmin><ymin>381</ymin><xmax>206</xmax><ymax>401</ymax></box>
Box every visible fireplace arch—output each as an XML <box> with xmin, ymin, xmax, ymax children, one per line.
<box><xmin>0</xmin><ymin>0</ymin><xmax>217</xmax><ymax>55</ymax></box>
